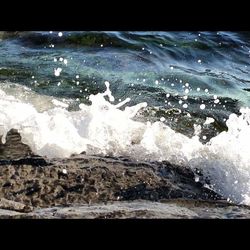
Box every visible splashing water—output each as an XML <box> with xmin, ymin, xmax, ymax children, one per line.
<box><xmin>1</xmin><ymin>82</ymin><xmax>250</xmax><ymax>204</ymax></box>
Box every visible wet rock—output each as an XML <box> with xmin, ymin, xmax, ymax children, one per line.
<box><xmin>0</xmin><ymin>129</ymin><xmax>33</xmax><ymax>159</ymax></box>
<box><xmin>1</xmin><ymin>200</ymin><xmax>250</xmax><ymax>219</ymax></box>
<box><xmin>0</xmin><ymin>157</ymin><xmax>50</xmax><ymax>167</ymax></box>
<box><xmin>0</xmin><ymin>129</ymin><xmax>248</xmax><ymax>219</ymax></box>
<box><xmin>0</xmin><ymin>32</ymin><xmax>23</xmax><ymax>40</ymax></box>
<box><xmin>0</xmin><ymin>198</ymin><xmax>33</xmax><ymax>212</ymax></box>
<box><xmin>16</xmin><ymin>32</ymin><xmax>140</xmax><ymax>49</ymax></box>
<box><xmin>0</xmin><ymin>153</ymin><xmax>223</xmax><ymax>209</ymax></box>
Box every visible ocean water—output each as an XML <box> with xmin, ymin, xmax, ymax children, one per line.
<box><xmin>0</xmin><ymin>31</ymin><xmax>250</xmax><ymax>205</ymax></box>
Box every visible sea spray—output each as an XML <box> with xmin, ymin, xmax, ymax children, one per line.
<box><xmin>1</xmin><ymin>83</ymin><xmax>250</xmax><ymax>204</ymax></box>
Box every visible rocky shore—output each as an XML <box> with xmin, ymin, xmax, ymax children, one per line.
<box><xmin>0</xmin><ymin>129</ymin><xmax>250</xmax><ymax>218</ymax></box>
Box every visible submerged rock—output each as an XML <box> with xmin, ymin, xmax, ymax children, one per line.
<box><xmin>0</xmin><ymin>32</ymin><xmax>23</xmax><ymax>40</ymax></box>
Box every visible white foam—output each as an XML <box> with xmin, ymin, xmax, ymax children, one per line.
<box><xmin>54</xmin><ymin>68</ymin><xmax>62</xmax><ymax>76</ymax></box>
<box><xmin>51</xmin><ymin>99</ymin><xmax>69</xmax><ymax>108</ymax></box>
<box><xmin>1</xmin><ymin>83</ymin><xmax>250</xmax><ymax>205</ymax></box>
<box><xmin>204</xmin><ymin>117</ymin><xmax>215</xmax><ymax>125</ymax></box>
<box><xmin>200</xmin><ymin>104</ymin><xmax>206</xmax><ymax>110</ymax></box>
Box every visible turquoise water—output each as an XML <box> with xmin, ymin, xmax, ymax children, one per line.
<box><xmin>1</xmin><ymin>31</ymin><xmax>250</xmax><ymax>138</ymax></box>
<box><xmin>1</xmin><ymin>31</ymin><xmax>249</xmax><ymax>102</ymax></box>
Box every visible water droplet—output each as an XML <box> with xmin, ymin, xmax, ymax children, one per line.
<box><xmin>200</xmin><ymin>104</ymin><xmax>206</xmax><ymax>110</ymax></box>
<box><xmin>54</xmin><ymin>68</ymin><xmax>62</xmax><ymax>77</ymax></box>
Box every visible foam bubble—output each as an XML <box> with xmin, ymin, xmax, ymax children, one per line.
<box><xmin>54</xmin><ymin>68</ymin><xmax>62</xmax><ymax>77</ymax></box>
<box><xmin>200</xmin><ymin>104</ymin><xmax>206</xmax><ymax>110</ymax></box>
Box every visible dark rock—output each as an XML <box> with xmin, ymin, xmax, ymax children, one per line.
<box><xmin>0</xmin><ymin>153</ymin><xmax>224</xmax><ymax>208</ymax></box>
<box><xmin>243</xmin><ymin>88</ymin><xmax>250</xmax><ymax>92</ymax></box>
<box><xmin>0</xmin><ymin>157</ymin><xmax>50</xmax><ymax>167</ymax></box>
<box><xmin>0</xmin><ymin>129</ymin><xmax>33</xmax><ymax>159</ymax></box>
<box><xmin>0</xmin><ymin>129</ymin><xmax>244</xmax><ymax>219</ymax></box>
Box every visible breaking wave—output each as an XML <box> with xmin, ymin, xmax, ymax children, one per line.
<box><xmin>1</xmin><ymin>82</ymin><xmax>250</xmax><ymax>205</ymax></box>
